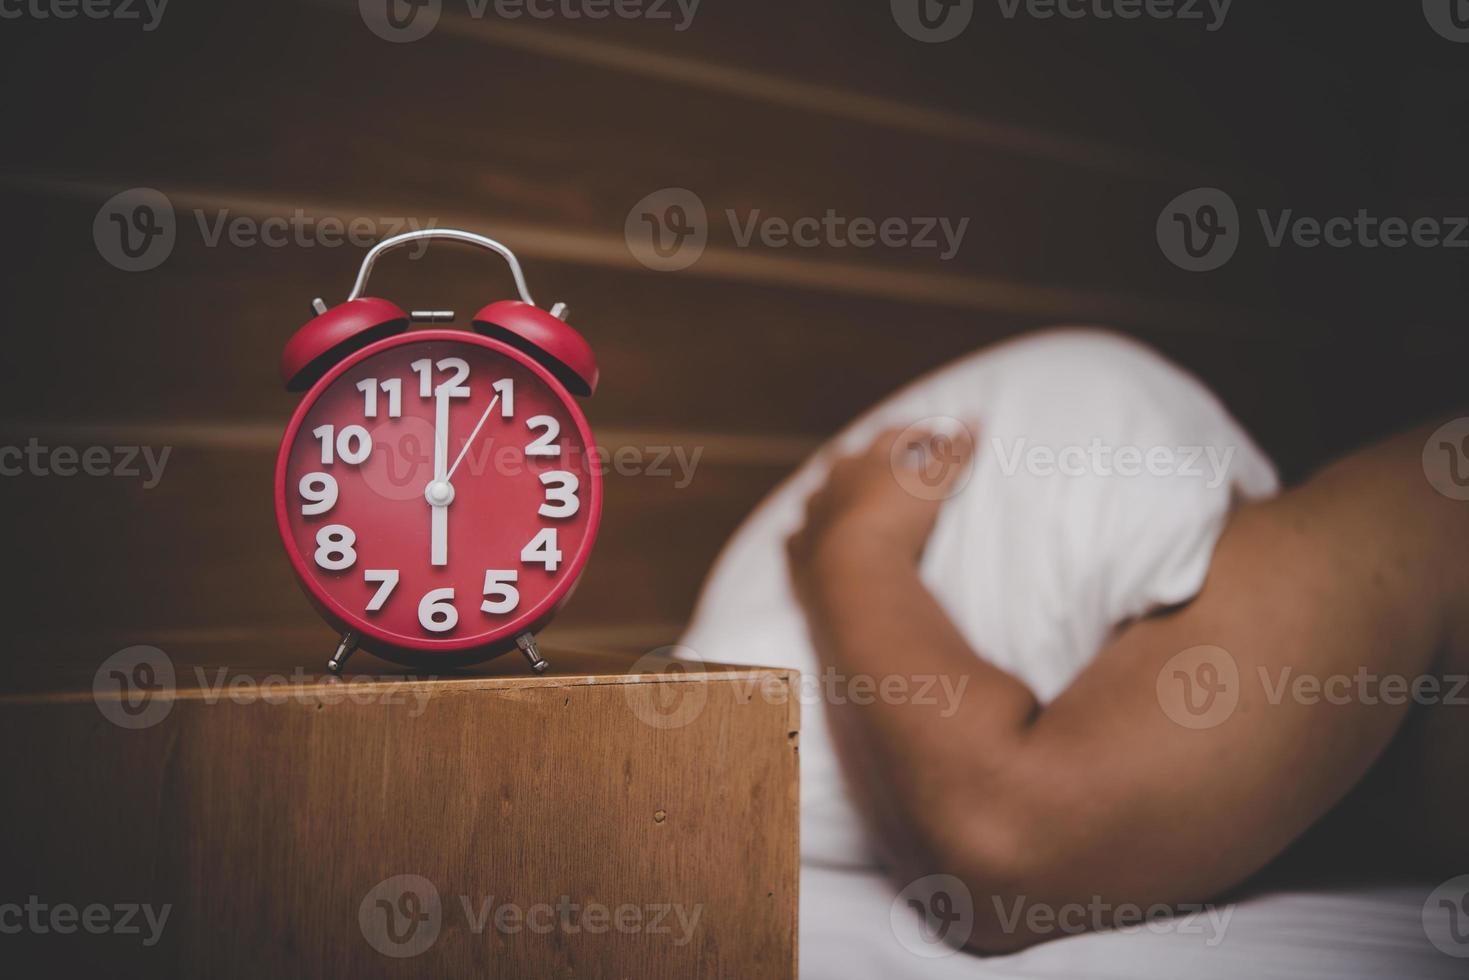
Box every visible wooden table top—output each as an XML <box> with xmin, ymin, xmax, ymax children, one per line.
<box><xmin>1</xmin><ymin>629</ymin><xmax>791</xmax><ymax>703</ymax></box>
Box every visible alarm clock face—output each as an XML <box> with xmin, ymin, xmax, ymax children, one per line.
<box><xmin>274</xmin><ymin>330</ymin><xmax>601</xmax><ymax>658</ymax></box>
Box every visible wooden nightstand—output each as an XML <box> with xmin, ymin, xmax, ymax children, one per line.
<box><xmin>0</xmin><ymin>640</ymin><xmax>799</xmax><ymax>978</ymax></box>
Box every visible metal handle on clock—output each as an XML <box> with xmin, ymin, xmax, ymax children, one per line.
<box><xmin>346</xmin><ymin>228</ymin><xmax>538</xmax><ymax>307</ymax></box>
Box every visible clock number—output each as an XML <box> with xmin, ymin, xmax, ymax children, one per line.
<box><xmin>520</xmin><ymin>528</ymin><xmax>563</xmax><ymax>572</ymax></box>
<box><xmin>312</xmin><ymin>424</ymin><xmax>373</xmax><ymax>465</ymax></box>
<box><xmin>314</xmin><ymin>524</ymin><xmax>357</xmax><ymax>571</ymax></box>
<box><xmin>418</xmin><ymin>587</ymin><xmax>459</xmax><ymax>633</ymax></box>
<box><xmin>356</xmin><ymin>377</ymin><xmax>402</xmax><ymax>419</ymax></box>
<box><xmin>298</xmin><ymin>472</ymin><xmax>338</xmax><ymax>516</ymax></box>
<box><xmin>538</xmin><ymin>471</ymin><xmax>580</xmax><ymax>519</ymax></box>
<box><xmin>492</xmin><ymin>378</ymin><xmax>515</xmax><ymax>418</ymax></box>
<box><xmin>481</xmin><ymin>570</ymin><xmax>520</xmax><ymax>614</ymax></box>
<box><xmin>525</xmin><ymin>415</ymin><xmax>561</xmax><ymax>457</ymax></box>
<box><xmin>411</xmin><ymin>357</ymin><xmax>471</xmax><ymax>399</ymax></box>
<box><xmin>364</xmin><ymin>569</ymin><xmax>399</xmax><ymax>612</ymax></box>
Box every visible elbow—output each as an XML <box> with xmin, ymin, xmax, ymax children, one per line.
<box><xmin>899</xmin><ymin>792</ymin><xmax>1088</xmax><ymax>956</ymax></box>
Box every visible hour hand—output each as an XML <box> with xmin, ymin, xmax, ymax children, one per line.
<box><xmin>427</xmin><ymin>389</ymin><xmax>453</xmax><ymax>566</ymax></box>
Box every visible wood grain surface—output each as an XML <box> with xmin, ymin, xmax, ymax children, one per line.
<box><xmin>0</xmin><ymin>646</ymin><xmax>800</xmax><ymax>978</ymax></box>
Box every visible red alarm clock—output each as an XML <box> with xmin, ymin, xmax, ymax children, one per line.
<box><xmin>274</xmin><ymin>230</ymin><xmax>602</xmax><ymax>675</ymax></box>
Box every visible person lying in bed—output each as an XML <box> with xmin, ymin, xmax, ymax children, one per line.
<box><xmin>678</xmin><ymin>328</ymin><xmax>1469</xmax><ymax>954</ymax></box>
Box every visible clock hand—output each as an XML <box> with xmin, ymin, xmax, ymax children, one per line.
<box><xmin>432</xmin><ymin>386</ymin><xmax>450</xmax><ymax>482</ymax></box>
<box><xmin>427</xmin><ymin>387</ymin><xmax>452</xmax><ymax>567</ymax></box>
<box><xmin>446</xmin><ymin>393</ymin><xmax>500</xmax><ymax>482</ymax></box>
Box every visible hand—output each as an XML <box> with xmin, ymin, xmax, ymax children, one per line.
<box><xmin>786</xmin><ymin>423</ymin><xmax>976</xmax><ymax>585</ymax></box>
<box><xmin>447</xmin><ymin>392</ymin><xmax>501</xmax><ymax>482</ymax></box>
<box><xmin>428</xmin><ymin>388</ymin><xmax>452</xmax><ymax>566</ymax></box>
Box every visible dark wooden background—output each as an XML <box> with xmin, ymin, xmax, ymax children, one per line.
<box><xmin>1</xmin><ymin>1</ymin><xmax>1466</xmax><ymax>665</ymax></box>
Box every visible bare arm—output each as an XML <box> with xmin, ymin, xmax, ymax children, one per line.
<box><xmin>788</xmin><ymin>422</ymin><xmax>1469</xmax><ymax>953</ymax></box>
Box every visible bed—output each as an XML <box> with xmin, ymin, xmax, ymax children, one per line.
<box><xmin>802</xmin><ymin>865</ymin><xmax>1462</xmax><ymax>979</ymax></box>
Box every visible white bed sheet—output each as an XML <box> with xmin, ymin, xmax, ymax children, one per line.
<box><xmin>801</xmin><ymin>865</ymin><xmax>1462</xmax><ymax>980</ymax></box>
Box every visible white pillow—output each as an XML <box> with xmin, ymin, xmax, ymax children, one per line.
<box><xmin>678</xmin><ymin>328</ymin><xmax>1279</xmax><ymax>868</ymax></box>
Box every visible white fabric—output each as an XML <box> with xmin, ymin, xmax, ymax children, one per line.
<box><xmin>801</xmin><ymin>865</ymin><xmax>1461</xmax><ymax>980</ymax></box>
<box><xmin>678</xmin><ymin>327</ymin><xmax>1280</xmax><ymax>867</ymax></box>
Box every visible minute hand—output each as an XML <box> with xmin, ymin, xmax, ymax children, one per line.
<box><xmin>446</xmin><ymin>393</ymin><xmax>500</xmax><ymax>482</ymax></box>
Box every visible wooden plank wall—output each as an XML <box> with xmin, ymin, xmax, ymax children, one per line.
<box><xmin>1</xmin><ymin>1</ymin><xmax>1466</xmax><ymax>660</ymax></box>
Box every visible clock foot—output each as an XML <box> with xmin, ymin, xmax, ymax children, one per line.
<box><xmin>515</xmin><ymin>633</ymin><xmax>550</xmax><ymax>674</ymax></box>
<box><xmin>327</xmin><ymin>631</ymin><xmax>359</xmax><ymax>675</ymax></box>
